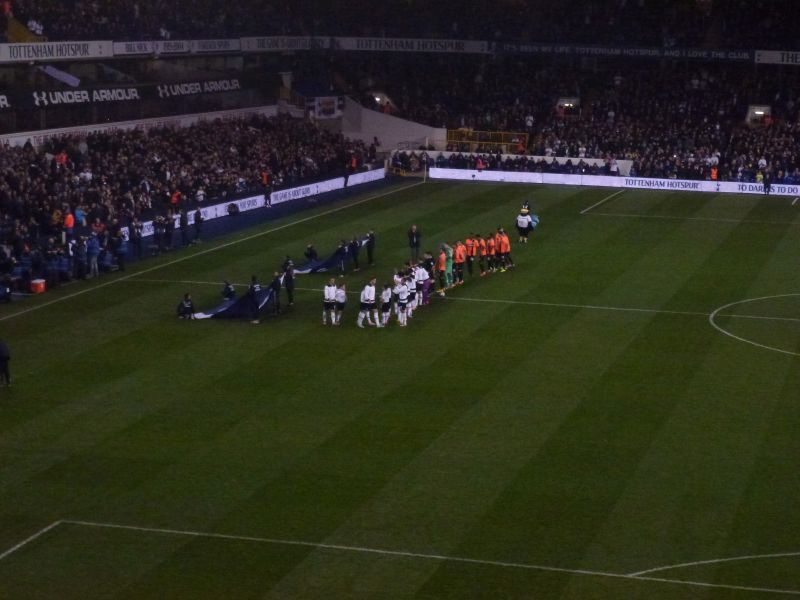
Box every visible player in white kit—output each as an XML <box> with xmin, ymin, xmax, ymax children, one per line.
<box><xmin>357</xmin><ymin>278</ymin><xmax>378</xmax><ymax>328</ymax></box>
<box><xmin>323</xmin><ymin>278</ymin><xmax>337</xmax><ymax>325</ymax></box>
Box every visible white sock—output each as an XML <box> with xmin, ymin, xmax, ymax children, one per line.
<box><xmin>323</xmin><ymin>310</ymin><xmax>327</xmax><ymax>324</ymax></box>
<box><xmin>357</xmin><ymin>311</ymin><xmax>364</xmax><ymax>326</ymax></box>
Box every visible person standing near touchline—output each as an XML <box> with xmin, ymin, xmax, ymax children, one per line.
<box><xmin>408</xmin><ymin>224</ymin><xmax>421</xmax><ymax>262</ymax></box>
<box><xmin>0</xmin><ymin>340</ymin><xmax>10</xmax><ymax>387</ymax></box>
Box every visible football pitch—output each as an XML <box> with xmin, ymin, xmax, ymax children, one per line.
<box><xmin>1</xmin><ymin>180</ymin><xmax>799</xmax><ymax>599</ymax></box>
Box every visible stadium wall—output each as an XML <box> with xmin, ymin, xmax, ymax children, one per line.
<box><xmin>0</xmin><ymin>105</ymin><xmax>279</xmax><ymax>148</ymax></box>
<box><xmin>341</xmin><ymin>97</ymin><xmax>446</xmax><ymax>150</ymax></box>
<box><xmin>429</xmin><ymin>168</ymin><xmax>799</xmax><ymax>196</ymax></box>
<box><xmin>417</xmin><ymin>151</ymin><xmax>633</xmax><ymax>175</ymax></box>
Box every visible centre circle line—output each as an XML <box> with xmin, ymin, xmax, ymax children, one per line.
<box><xmin>709</xmin><ymin>293</ymin><xmax>800</xmax><ymax>358</ymax></box>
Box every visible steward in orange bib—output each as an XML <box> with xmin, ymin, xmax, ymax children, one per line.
<box><xmin>453</xmin><ymin>241</ymin><xmax>467</xmax><ymax>285</ymax></box>
<box><xmin>486</xmin><ymin>235</ymin><xmax>497</xmax><ymax>272</ymax></box>
<box><xmin>497</xmin><ymin>228</ymin><xmax>514</xmax><ymax>271</ymax></box>
<box><xmin>465</xmin><ymin>235</ymin><xmax>477</xmax><ymax>276</ymax></box>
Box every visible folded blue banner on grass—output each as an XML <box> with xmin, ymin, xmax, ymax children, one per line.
<box><xmin>194</xmin><ymin>286</ymin><xmax>276</xmax><ymax>319</ymax></box>
<box><xmin>294</xmin><ymin>236</ymin><xmax>370</xmax><ymax>275</ymax></box>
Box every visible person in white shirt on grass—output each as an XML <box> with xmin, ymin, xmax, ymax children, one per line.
<box><xmin>414</xmin><ymin>264</ymin><xmax>429</xmax><ymax>309</ymax></box>
<box><xmin>394</xmin><ymin>278</ymin><xmax>410</xmax><ymax>327</ymax></box>
<box><xmin>392</xmin><ymin>269</ymin><xmax>404</xmax><ymax>315</ymax></box>
<box><xmin>405</xmin><ymin>273</ymin><xmax>417</xmax><ymax>318</ymax></box>
<box><xmin>334</xmin><ymin>283</ymin><xmax>347</xmax><ymax>326</ymax></box>
<box><xmin>323</xmin><ymin>278</ymin><xmax>337</xmax><ymax>325</ymax></box>
<box><xmin>379</xmin><ymin>284</ymin><xmax>393</xmax><ymax>327</ymax></box>
<box><xmin>357</xmin><ymin>278</ymin><xmax>378</xmax><ymax>328</ymax></box>
<box><xmin>516</xmin><ymin>209</ymin><xmax>534</xmax><ymax>243</ymax></box>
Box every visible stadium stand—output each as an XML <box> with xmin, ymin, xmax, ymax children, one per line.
<box><xmin>0</xmin><ymin>114</ymin><xmax>370</xmax><ymax>290</ymax></box>
<box><xmin>2</xmin><ymin>0</ymin><xmax>799</xmax><ymax>299</ymax></box>
<box><xmin>3</xmin><ymin>0</ymin><xmax>800</xmax><ymax>50</ymax></box>
<box><xmin>338</xmin><ymin>55</ymin><xmax>799</xmax><ymax>183</ymax></box>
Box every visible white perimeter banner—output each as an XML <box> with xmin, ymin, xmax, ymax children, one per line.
<box><xmin>113</xmin><ymin>39</ymin><xmax>240</xmax><ymax>56</ymax></box>
<box><xmin>334</xmin><ymin>37</ymin><xmax>490</xmax><ymax>54</ymax></box>
<box><xmin>270</xmin><ymin>177</ymin><xmax>346</xmax><ymax>206</ymax></box>
<box><xmin>754</xmin><ymin>50</ymin><xmax>800</xmax><ymax>66</ymax></box>
<box><xmin>347</xmin><ymin>168</ymin><xmax>386</xmax><ymax>186</ymax></box>
<box><xmin>241</xmin><ymin>36</ymin><xmax>332</xmax><ymax>52</ymax></box>
<box><xmin>0</xmin><ymin>40</ymin><xmax>113</xmax><ymax>62</ymax></box>
<box><xmin>123</xmin><ymin>168</ymin><xmax>386</xmax><ymax>239</ymax></box>
<box><xmin>429</xmin><ymin>168</ymin><xmax>800</xmax><ymax>197</ymax></box>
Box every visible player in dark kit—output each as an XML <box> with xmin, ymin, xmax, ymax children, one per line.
<box><xmin>177</xmin><ymin>293</ymin><xmax>195</xmax><ymax>319</ymax></box>
<box><xmin>304</xmin><ymin>244</ymin><xmax>318</xmax><ymax>262</ymax></box>
<box><xmin>283</xmin><ymin>260</ymin><xmax>295</xmax><ymax>306</ymax></box>
<box><xmin>0</xmin><ymin>340</ymin><xmax>9</xmax><ymax>386</ymax></box>
<box><xmin>349</xmin><ymin>237</ymin><xmax>361</xmax><ymax>272</ymax></box>
<box><xmin>247</xmin><ymin>275</ymin><xmax>262</xmax><ymax>324</ymax></box>
<box><xmin>336</xmin><ymin>240</ymin><xmax>349</xmax><ymax>276</ymax></box>
<box><xmin>271</xmin><ymin>271</ymin><xmax>283</xmax><ymax>314</ymax></box>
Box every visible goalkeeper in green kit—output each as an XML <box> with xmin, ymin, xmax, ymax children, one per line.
<box><xmin>445</xmin><ymin>243</ymin><xmax>454</xmax><ymax>289</ymax></box>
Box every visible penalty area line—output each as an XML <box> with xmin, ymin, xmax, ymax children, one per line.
<box><xmin>54</xmin><ymin>520</ymin><xmax>800</xmax><ymax>596</ymax></box>
<box><xmin>587</xmin><ymin>212</ymin><xmax>800</xmax><ymax>227</ymax></box>
<box><xmin>0</xmin><ymin>520</ymin><xmax>63</xmax><ymax>561</ymax></box>
<box><xmin>0</xmin><ymin>181</ymin><xmax>424</xmax><ymax>323</ymax></box>
<box><xmin>580</xmin><ymin>189</ymin><xmax>625</xmax><ymax>215</ymax></box>
<box><xmin>630</xmin><ymin>550</ymin><xmax>800</xmax><ymax>577</ymax></box>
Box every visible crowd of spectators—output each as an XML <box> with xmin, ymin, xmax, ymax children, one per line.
<box><xmin>0</xmin><ymin>114</ymin><xmax>372</xmax><ymax>293</ymax></box>
<box><xmin>4</xmin><ymin>0</ymin><xmax>800</xmax><ymax>50</ymax></box>
<box><xmin>347</xmin><ymin>54</ymin><xmax>800</xmax><ymax>184</ymax></box>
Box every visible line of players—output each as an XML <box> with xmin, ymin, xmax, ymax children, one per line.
<box><xmin>321</xmin><ymin>262</ymin><xmax>430</xmax><ymax>328</ymax></box>
<box><xmin>434</xmin><ymin>228</ymin><xmax>516</xmax><ymax>298</ymax></box>
<box><xmin>321</xmin><ymin>226</ymin><xmax>520</xmax><ymax>328</ymax></box>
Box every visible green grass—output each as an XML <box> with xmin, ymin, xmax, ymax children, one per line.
<box><xmin>1</xmin><ymin>180</ymin><xmax>799</xmax><ymax>599</ymax></box>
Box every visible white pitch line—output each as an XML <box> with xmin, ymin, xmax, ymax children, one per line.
<box><xmin>580</xmin><ymin>189</ymin><xmax>626</xmax><ymax>215</ymax></box>
<box><xmin>709</xmin><ymin>294</ymin><xmax>800</xmax><ymax>358</ymax></box>
<box><xmin>128</xmin><ymin>278</ymin><xmax>707</xmax><ymax>317</ymax></box>
<box><xmin>718</xmin><ymin>313</ymin><xmax>800</xmax><ymax>324</ymax></box>
<box><xmin>0</xmin><ymin>182</ymin><xmax>424</xmax><ymax>323</ymax></box>
<box><xmin>792</xmin><ymin>197</ymin><xmax>799</xmax><ymax>206</ymax></box>
<box><xmin>59</xmin><ymin>520</ymin><xmax>800</xmax><ymax>596</ymax></box>
<box><xmin>438</xmin><ymin>294</ymin><xmax>709</xmax><ymax>317</ymax></box>
<box><xmin>589</xmin><ymin>212</ymin><xmax>800</xmax><ymax>227</ymax></box>
<box><xmin>0</xmin><ymin>520</ymin><xmax>62</xmax><ymax>561</ymax></box>
<box><xmin>129</xmin><ymin>279</ymin><xmax>800</xmax><ymax>325</ymax></box>
<box><xmin>630</xmin><ymin>550</ymin><xmax>800</xmax><ymax>577</ymax></box>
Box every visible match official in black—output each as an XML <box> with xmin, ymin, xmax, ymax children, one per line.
<box><xmin>0</xmin><ymin>340</ymin><xmax>9</xmax><ymax>386</ymax></box>
<box><xmin>366</xmin><ymin>230</ymin><xmax>376</xmax><ymax>266</ymax></box>
<box><xmin>408</xmin><ymin>224</ymin><xmax>421</xmax><ymax>262</ymax></box>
